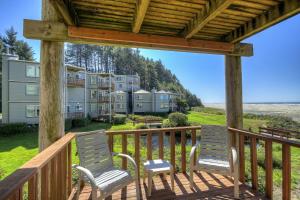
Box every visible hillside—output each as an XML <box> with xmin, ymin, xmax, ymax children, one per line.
<box><xmin>65</xmin><ymin>44</ymin><xmax>202</xmax><ymax>107</ymax></box>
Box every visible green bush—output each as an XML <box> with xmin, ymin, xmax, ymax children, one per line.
<box><xmin>162</xmin><ymin>119</ymin><xmax>173</xmax><ymax>128</ymax></box>
<box><xmin>0</xmin><ymin>123</ymin><xmax>36</xmax><ymax>136</ymax></box>
<box><xmin>72</xmin><ymin>118</ymin><xmax>90</xmax><ymax>128</ymax></box>
<box><xmin>135</xmin><ymin>123</ymin><xmax>148</xmax><ymax>129</ymax></box>
<box><xmin>113</xmin><ymin>114</ymin><xmax>127</xmax><ymax>124</ymax></box>
<box><xmin>65</xmin><ymin>119</ymin><xmax>72</xmax><ymax>131</ymax></box>
<box><xmin>167</xmin><ymin>112</ymin><xmax>189</xmax><ymax>127</ymax></box>
<box><xmin>257</xmin><ymin>153</ymin><xmax>282</xmax><ymax>170</ymax></box>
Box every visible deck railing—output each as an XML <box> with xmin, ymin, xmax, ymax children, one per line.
<box><xmin>67</xmin><ymin>78</ymin><xmax>85</xmax><ymax>87</ymax></box>
<box><xmin>0</xmin><ymin>126</ymin><xmax>299</xmax><ymax>200</ymax></box>
<box><xmin>229</xmin><ymin>127</ymin><xmax>300</xmax><ymax>200</ymax></box>
<box><xmin>0</xmin><ymin>133</ymin><xmax>74</xmax><ymax>200</ymax></box>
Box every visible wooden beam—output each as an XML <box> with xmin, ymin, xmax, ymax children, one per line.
<box><xmin>226</xmin><ymin>0</ymin><xmax>300</xmax><ymax>43</ymax></box>
<box><xmin>225</xmin><ymin>55</ymin><xmax>244</xmax><ymax>183</ymax></box>
<box><xmin>39</xmin><ymin>0</ymin><xmax>65</xmax><ymax>150</ymax></box>
<box><xmin>50</xmin><ymin>0</ymin><xmax>74</xmax><ymax>25</ymax></box>
<box><xmin>23</xmin><ymin>19</ymin><xmax>253</xmax><ymax>56</ymax></box>
<box><xmin>132</xmin><ymin>0</ymin><xmax>151</xmax><ymax>33</ymax></box>
<box><xmin>184</xmin><ymin>0</ymin><xmax>234</xmax><ymax>39</ymax></box>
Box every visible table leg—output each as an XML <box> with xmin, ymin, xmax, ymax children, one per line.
<box><xmin>148</xmin><ymin>171</ymin><xmax>153</xmax><ymax>196</ymax></box>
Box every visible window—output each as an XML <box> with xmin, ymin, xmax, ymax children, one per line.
<box><xmin>67</xmin><ymin>105</ymin><xmax>70</xmax><ymax>113</ymax></box>
<box><xmin>117</xmin><ymin>103</ymin><xmax>124</xmax><ymax>109</ymax></box>
<box><xmin>117</xmin><ymin>95</ymin><xmax>124</xmax><ymax>100</ymax></box>
<box><xmin>90</xmin><ymin>90</ymin><xmax>97</xmax><ymax>99</ymax></box>
<box><xmin>160</xmin><ymin>103</ymin><xmax>169</xmax><ymax>109</ymax></box>
<box><xmin>26</xmin><ymin>84</ymin><xmax>39</xmax><ymax>95</ymax></box>
<box><xmin>160</xmin><ymin>95</ymin><xmax>168</xmax><ymax>100</ymax></box>
<box><xmin>90</xmin><ymin>76</ymin><xmax>97</xmax><ymax>84</ymax></box>
<box><xmin>136</xmin><ymin>103</ymin><xmax>142</xmax><ymax>108</ymax></box>
<box><xmin>26</xmin><ymin>65</ymin><xmax>39</xmax><ymax>77</ymax></box>
<box><xmin>116</xmin><ymin>76</ymin><xmax>123</xmax><ymax>81</ymax></box>
<box><xmin>26</xmin><ymin>105</ymin><xmax>39</xmax><ymax>117</ymax></box>
<box><xmin>90</xmin><ymin>103</ymin><xmax>97</xmax><ymax>112</ymax></box>
<box><xmin>118</xmin><ymin>83</ymin><xmax>123</xmax><ymax>89</ymax></box>
<box><xmin>76</xmin><ymin>103</ymin><xmax>83</xmax><ymax>111</ymax></box>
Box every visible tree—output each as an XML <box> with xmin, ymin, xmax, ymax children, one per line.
<box><xmin>15</xmin><ymin>40</ymin><xmax>34</xmax><ymax>61</ymax></box>
<box><xmin>1</xmin><ymin>27</ymin><xmax>17</xmax><ymax>54</ymax></box>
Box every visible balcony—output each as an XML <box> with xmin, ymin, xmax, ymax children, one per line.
<box><xmin>1</xmin><ymin>126</ymin><xmax>298</xmax><ymax>200</ymax></box>
<box><xmin>67</xmin><ymin>77</ymin><xmax>85</xmax><ymax>87</ymax></box>
<box><xmin>97</xmin><ymin>81</ymin><xmax>115</xmax><ymax>89</ymax></box>
<box><xmin>98</xmin><ymin>96</ymin><xmax>114</xmax><ymax>103</ymax></box>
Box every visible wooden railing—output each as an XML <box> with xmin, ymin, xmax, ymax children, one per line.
<box><xmin>229</xmin><ymin>127</ymin><xmax>300</xmax><ymax>200</ymax></box>
<box><xmin>67</xmin><ymin>78</ymin><xmax>85</xmax><ymax>87</ymax></box>
<box><xmin>0</xmin><ymin>133</ymin><xmax>75</xmax><ymax>200</ymax></box>
<box><xmin>106</xmin><ymin>126</ymin><xmax>201</xmax><ymax>176</ymax></box>
<box><xmin>259</xmin><ymin>127</ymin><xmax>300</xmax><ymax>140</ymax></box>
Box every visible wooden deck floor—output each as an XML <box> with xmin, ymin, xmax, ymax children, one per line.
<box><xmin>76</xmin><ymin>172</ymin><xmax>266</xmax><ymax>200</ymax></box>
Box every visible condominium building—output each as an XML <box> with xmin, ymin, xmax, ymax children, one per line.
<box><xmin>1</xmin><ymin>54</ymin><xmax>178</xmax><ymax>124</ymax></box>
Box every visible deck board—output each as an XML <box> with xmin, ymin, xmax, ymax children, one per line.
<box><xmin>76</xmin><ymin>172</ymin><xmax>266</xmax><ymax>200</ymax></box>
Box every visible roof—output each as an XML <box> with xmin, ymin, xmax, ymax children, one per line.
<box><xmin>134</xmin><ymin>89</ymin><xmax>150</xmax><ymax>94</ymax></box>
<box><xmin>24</xmin><ymin>1</ymin><xmax>300</xmax><ymax>56</ymax></box>
<box><xmin>64</xmin><ymin>0</ymin><xmax>299</xmax><ymax>43</ymax></box>
<box><xmin>65</xmin><ymin>64</ymin><xmax>86</xmax><ymax>72</ymax></box>
<box><xmin>113</xmin><ymin>90</ymin><xmax>126</xmax><ymax>94</ymax></box>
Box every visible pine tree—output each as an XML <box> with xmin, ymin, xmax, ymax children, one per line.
<box><xmin>2</xmin><ymin>27</ymin><xmax>17</xmax><ymax>54</ymax></box>
<box><xmin>15</xmin><ymin>40</ymin><xmax>34</xmax><ymax>61</ymax></box>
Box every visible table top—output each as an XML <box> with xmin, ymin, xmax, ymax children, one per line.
<box><xmin>144</xmin><ymin>159</ymin><xmax>172</xmax><ymax>172</ymax></box>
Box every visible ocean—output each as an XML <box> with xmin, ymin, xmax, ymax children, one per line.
<box><xmin>204</xmin><ymin>102</ymin><xmax>300</xmax><ymax>122</ymax></box>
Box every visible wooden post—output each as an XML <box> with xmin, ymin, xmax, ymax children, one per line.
<box><xmin>225</xmin><ymin>55</ymin><xmax>244</xmax><ymax>182</ymax></box>
<box><xmin>39</xmin><ymin>0</ymin><xmax>65</xmax><ymax>151</ymax></box>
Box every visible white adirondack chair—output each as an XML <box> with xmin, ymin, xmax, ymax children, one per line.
<box><xmin>73</xmin><ymin>130</ymin><xmax>140</xmax><ymax>200</ymax></box>
<box><xmin>189</xmin><ymin>125</ymin><xmax>239</xmax><ymax>198</ymax></box>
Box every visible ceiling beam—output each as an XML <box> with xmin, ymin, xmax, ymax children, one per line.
<box><xmin>226</xmin><ymin>0</ymin><xmax>300</xmax><ymax>43</ymax></box>
<box><xmin>23</xmin><ymin>19</ymin><xmax>253</xmax><ymax>56</ymax></box>
<box><xmin>132</xmin><ymin>0</ymin><xmax>151</xmax><ymax>33</ymax></box>
<box><xmin>184</xmin><ymin>0</ymin><xmax>234</xmax><ymax>39</ymax></box>
<box><xmin>50</xmin><ymin>0</ymin><xmax>75</xmax><ymax>25</ymax></box>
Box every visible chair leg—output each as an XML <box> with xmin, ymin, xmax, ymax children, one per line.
<box><xmin>189</xmin><ymin>167</ymin><xmax>194</xmax><ymax>188</ymax></box>
<box><xmin>91</xmin><ymin>187</ymin><xmax>97</xmax><ymax>200</ymax></box>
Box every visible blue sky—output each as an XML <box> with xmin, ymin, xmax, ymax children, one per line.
<box><xmin>1</xmin><ymin>1</ymin><xmax>299</xmax><ymax>103</ymax></box>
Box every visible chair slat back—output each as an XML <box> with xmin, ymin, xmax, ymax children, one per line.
<box><xmin>76</xmin><ymin>130</ymin><xmax>113</xmax><ymax>176</ymax></box>
<box><xmin>199</xmin><ymin>125</ymin><xmax>230</xmax><ymax>161</ymax></box>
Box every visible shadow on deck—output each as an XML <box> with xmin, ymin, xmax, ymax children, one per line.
<box><xmin>76</xmin><ymin>172</ymin><xmax>266</xmax><ymax>200</ymax></box>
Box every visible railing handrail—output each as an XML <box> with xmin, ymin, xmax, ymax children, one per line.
<box><xmin>228</xmin><ymin>127</ymin><xmax>300</xmax><ymax>147</ymax></box>
<box><xmin>106</xmin><ymin>126</ymin><xmax>202</xmax><ymax>135</ymax></box>
<box><xmin>259</xmin><ymin>127</ymin><xmax>300</xmax><ymax>135</ymax></box>
<box><xmin>0</xmin><ymin>133</ymin><xmax>75</xmax><ymax>200</ymax></box>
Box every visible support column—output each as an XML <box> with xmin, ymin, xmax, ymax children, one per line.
<box><xmin>39</xmin><ymin>0</ymin><xmax>65</xmax><ymax>151</ymax></box>
<box><xmin>225</xmin><ymin>55</ymin><xmax>244</xmax><ymax>182</ymax></box>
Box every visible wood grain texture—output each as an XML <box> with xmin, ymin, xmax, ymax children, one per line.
<box><xmin>250</xmin><ymin>137</ymin><xmax>258</xmax><ymax>190</ymax></box>
<box><xmin>265</xmin><ymin>140</ymin><xmax>273</xmax><ymax>199</ymax></box>
<box><xmin>282</xmin><ymin>144</ymin><xmax>291</xmax><ymax>200</ymax></box>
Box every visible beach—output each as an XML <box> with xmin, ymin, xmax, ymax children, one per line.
<box><xmin>204</xmin><ymin>103</ymin><xmax>300</xmax><ymax>122</ymax></box>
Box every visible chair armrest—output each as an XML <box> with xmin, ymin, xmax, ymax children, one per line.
<box><xmin>72</xmin><ymin>164</ymin><xmax>97</xmax><ymax>187</ymax></box>
<box><xmin>113</xmin><ymin>153</ymin><xmax>138</xmax><ymax>177</ymax></box>
<box><xmin>231</xmin><ymin>147</ymin><xmax>238</xmax><ymax>166</ymax></box>
<box><xmin>189</xmin><ymin>144</ymin><xmax>199</xmax><ymax>168</ymax></box>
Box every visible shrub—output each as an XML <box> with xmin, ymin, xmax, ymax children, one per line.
<box><xmin>135</xmin><ymin>123</ymin><xmax>148</xmax><ymax>129</ymax></box>
<box><xmin>257</xmin><ymin>153</ymin><xmax>282</xmax><ymax>170</ymax></box>
<box><xmin>0</xmin><ymin>167</ymin><xmax>5</xmax><ymax>179</ymax></box>
<box><xmin>162</xmin><ymin>119</ymin><xmax>173</xmax><ymax>128</ymax></box>
<box><xmin>113</xmin><ymin>114</ymin><xmax>127</xmax><ymax>124</ymax></box>
<box><xmin>167</xmin><ymin>112</ymin><xmax>189</xmax><ymax>127</ymax></box>
<box><xmin>0</xmin><ymin>123</ymin><xmax>36</xmax><ymax>136</ymax></box>
<box><xmin>72</xmin><ymin>118</ymin><xmax>90</xmax><ymax>128</ymax></box>
<box><xmin>65</xmin><ymin>119</ymin><xmax>72</xmax><ymax>131</ymax></box>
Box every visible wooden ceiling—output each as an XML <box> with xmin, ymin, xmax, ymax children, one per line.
<box><xmin>63</xmin><ymin>0</ymin><xmax>300</xmax><ymax>43</ymax></box>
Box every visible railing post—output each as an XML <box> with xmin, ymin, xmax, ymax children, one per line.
<box><xmin>50</xmin><ymin>156</ymin><xmax>58</xmax><ymax>200</ymax></box>
<box><xmin>147</xmin><ymin>132</ymin><xmax>152</xmax><ymax>160</ymax></box>
<box><xmin>122</xmin><ymin>134</ymin><xmax>127</xmax><ymax>169</ymax></box>
<box><xmin>265</xmin><ymin>140</ymin><xmax>273</xmax><ymax>199</ymax></box>
<box><xmin>282</xmin><ymin>144</ymin><xmax>291</xmax><ymax>200</ymax></box>
<box><xmin>108</xmin><ymin>133</ymin><xmax>113</xmax><ymax>153</ymax></box>
<box><xmin>170</xmin><ymin>131</ymin><xmax>176</xmax><ymax>171</ymax></box>
<box><xmin>135</xmin><ymin>133</ymin><xmax>140</xmax><ymax>178</ymax></box>
<box><xmin>181</xmin><ymin>131</ymin><xmax>186</xmax><ymax>173</ymax></box>
<box><xmin>41</xmin><ymin>163</ymin><xmax>49</xmax><ymax>200</ymax></box>
<box><xmin>250</xmin><ymin>137</ymin><xmax>258</xmax><ymax>190</ymax></box>
<box><xmin>191</xmin><ymin>129</ymin><xmax>197</xmax><ymax>164</ymax></box>
<box><xmin>28</xmin><ymin>174</ymin><xmax>38</xmax><ymax>200</ymax></box>
<box><xmin>159</xmin><ymin>132</ymin><xmax>164</xmax><ymax>160</ymax></box>
<box><xmin>67</xmin><ymin>143</ymin><xmax>72</xmax><ymax>196</ymax></box>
